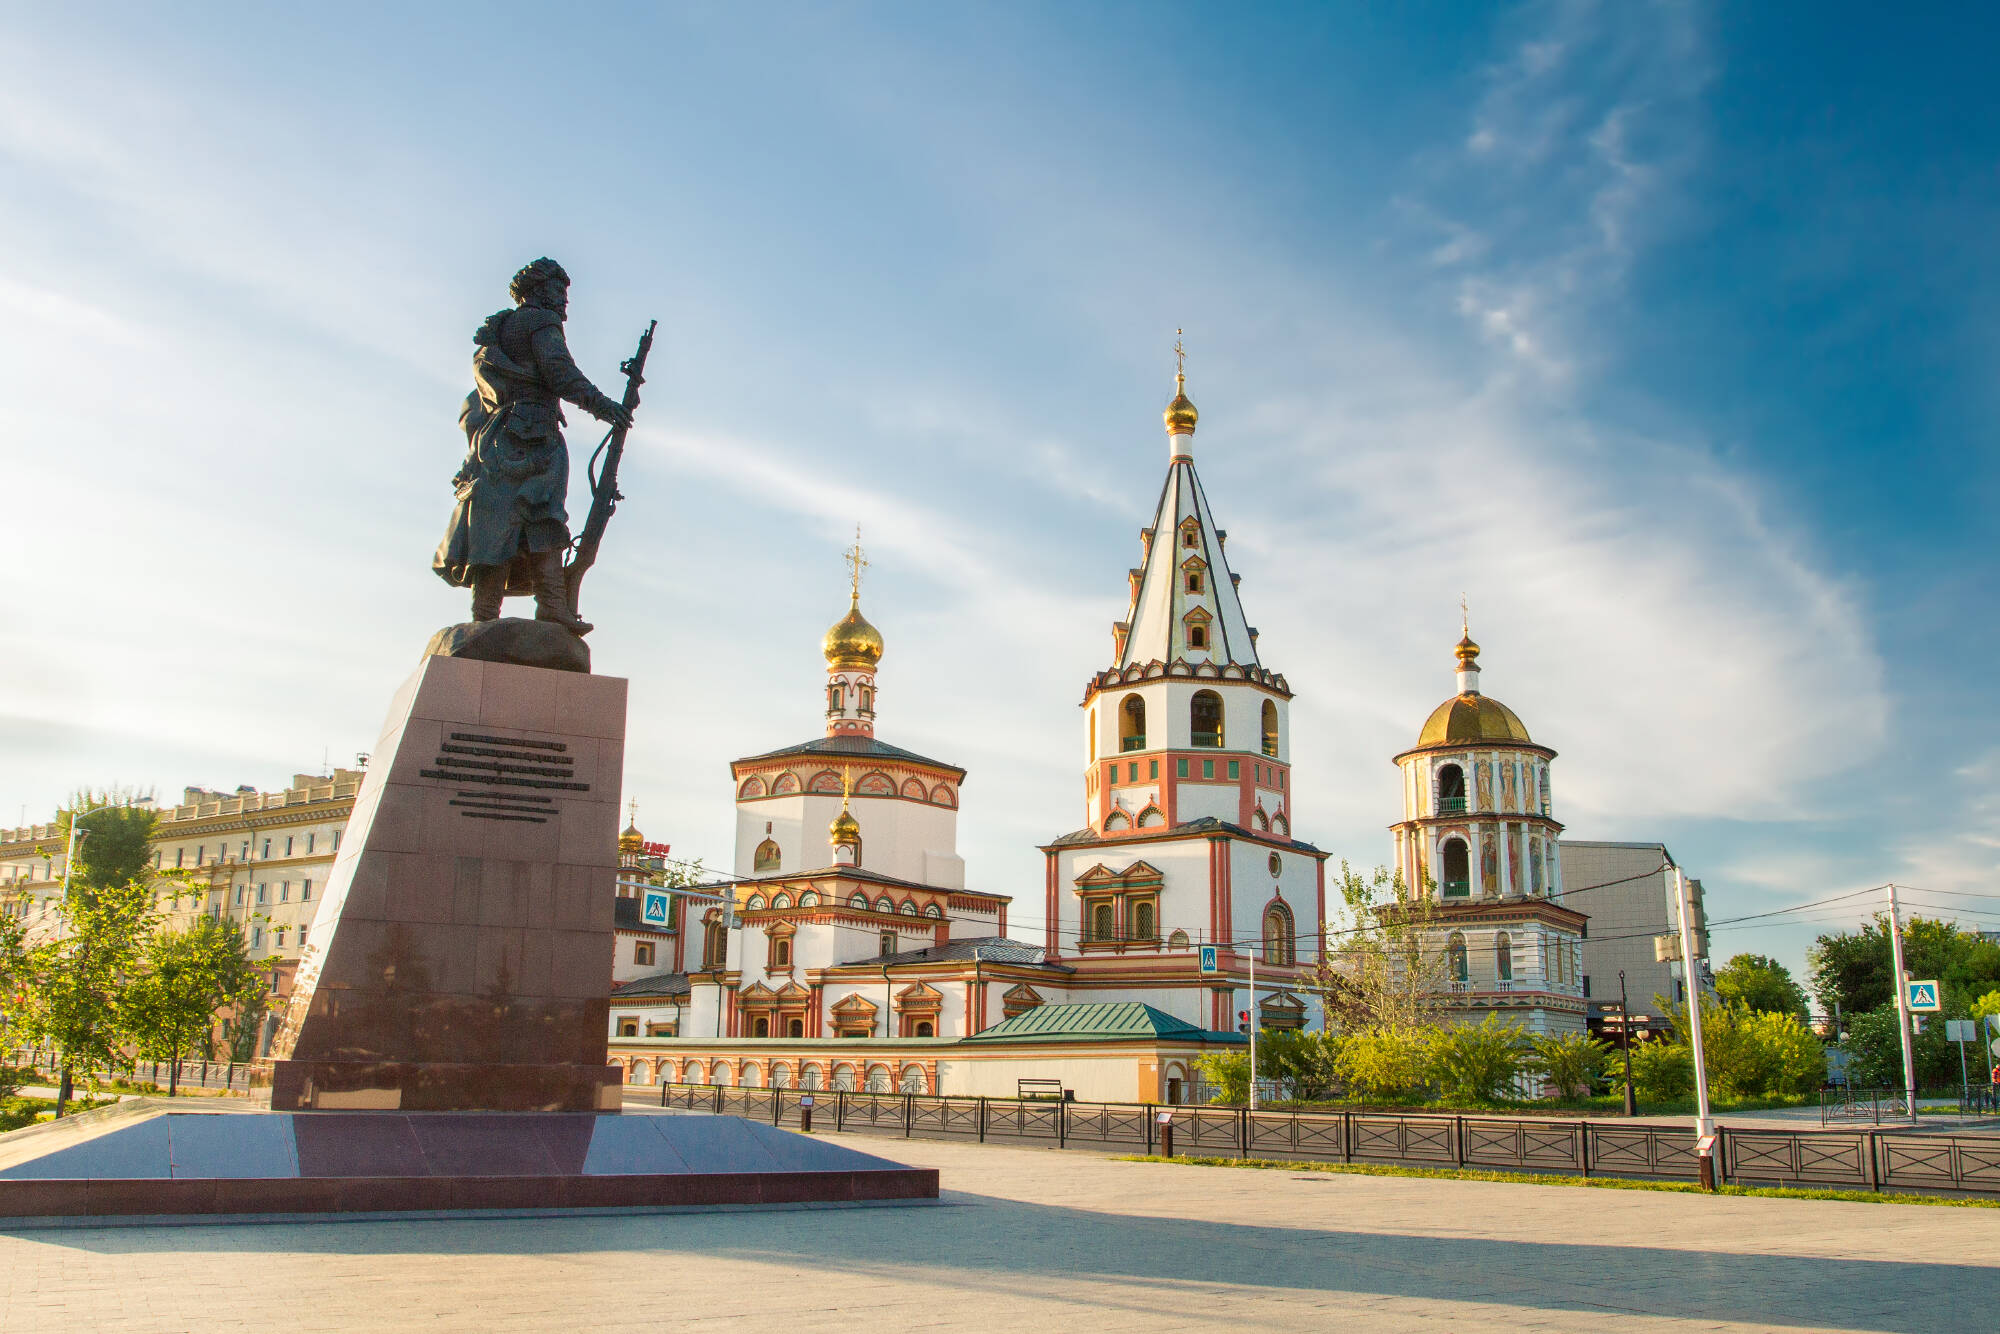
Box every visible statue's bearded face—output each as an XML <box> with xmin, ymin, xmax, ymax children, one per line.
<box><xmin>529</xmin><ymin>278</ymin><xmax>570</xmax><ymax>317</ymax></box>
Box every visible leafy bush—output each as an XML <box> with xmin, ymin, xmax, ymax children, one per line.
<box><xmin>1195</xmin><ymin>1050</ymin><xmax>1251</xmax><ymax>1104</ymax></box>
<box><xmin>1257</xmin><ymin>1029</ymin><xmax>1340</xmax><ymax>1101</ymax></box>
<box><xmin>1334</xmin><ymin>1026</ymin><xmax>1431</xmax><ymax>1101</ymax></box>
<box><xmin>1629</xmin><ymin>1041</ymin><xmax>1694</xmax><ymax>1100</ymax></box>
<box><xmin>1527</xmin><ymin>1031</ymin><xmax>1610</xmax><ymax>1099</ymax></box>
<box><xmin>1842</xmin><ymin>1004</ymin><xmax>1957</xmax><ymax>1088</ymax></box>
<box><xmin>1424</xmin><ymin>1016</ymin><xmax>1528</xmax><ymax>1104</ymax></box>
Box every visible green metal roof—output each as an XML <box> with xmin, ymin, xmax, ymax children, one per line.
<box><xmin>960</xmin><ymin>1001</ymin><xmax>1244</xmax><ymax>1045</ymax></box>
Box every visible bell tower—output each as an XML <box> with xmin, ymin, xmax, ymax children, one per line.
<box><xmin>823</xmin><ymin>529</ymin><xmax>883</xmax><ymax>738</ymax></box>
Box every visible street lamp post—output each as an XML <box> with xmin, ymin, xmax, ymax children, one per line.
<box><xmin>1618</xmin><ymin>969</ymin><xmax>1637</xmax><ymax>1117</ymax></box>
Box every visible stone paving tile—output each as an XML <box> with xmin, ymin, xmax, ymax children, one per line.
<box><xmin>0</xmin><ymin>1132</ymin><xmax>1990</xmax><ymax>1331</ymax></box>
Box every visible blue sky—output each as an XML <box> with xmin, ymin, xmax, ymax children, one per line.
<box><xmin>3</xmin><ymin>1</ymin><xmax>1997</xmax><ymax>985</ymax></box>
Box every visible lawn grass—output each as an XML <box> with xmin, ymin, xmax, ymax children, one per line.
<box><xmin>1116</xmin><ymin>1153</ymin><xmax>2000</xmax><ymax>1208</ymax></box>
<box><xmin>1264</xmin><ymin>1092</ymin><xmax>1821</xmax><ymax>1118</ymax></box>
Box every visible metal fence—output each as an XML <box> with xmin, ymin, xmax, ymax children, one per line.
<box><xmin>6</xmin><ymin>1050</ymin><xmax>254</xmax><ymax>1094</ymax></box>
<box><xmin>651</xmin><ymin>1081</ymin><xmax>2000</xmax><ymax>1197</ymax></box>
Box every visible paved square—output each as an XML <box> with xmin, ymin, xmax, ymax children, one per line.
<box><xmin>1</xmin><ymin>1129</ymin><xmax>1988</xmax><ymax>1331</ymax></box>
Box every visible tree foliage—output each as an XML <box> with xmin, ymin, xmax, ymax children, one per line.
<box><xmin>1809</xmin><ymin>914</ymin><xmax>2000</xmax><ymax>1019</ymax></box>
<box><xmin>1526</xmin><ymin>1031</ymin><xmax>1611</xmax><ymax>1099</ymax></box>
<box><xmin>1256</xmin><ymin>1028</ymin><xmax>1339</xmax><ymax>1101</ymax></box>
<box><xmin>1425</xmin><ymin>1015</ymin><xmax>1528</xmax><ymax>1104</ymax></box>
<box><xmin>1314</xmin><ymin>862</ymin><xmax>1459</xmax><ymax>1033</ymax></box>
<box><xmin>1842</xmin><ymin>1004</ymin><xmax>1959</xmax><ymax>1088</ymax></box>
<box><xmin>62</xmin><ymin>794</ymin><xmax>159</xmax><ymax>895</ymax></box>
<box><xmin>125</xmin><ymin>916</ymin><xmax>264</xmax><ymax>1095</ymax></box>
<box><xmin>13</xmin><ymin>875</ymin><xmax>160</xmax><ymax>1112</ymax></box>
<box><xmin>1195</xmin><ymin>1049</ymin><xmax>1251</xmax><ymax>1104</ymax></box>
<box><xmin>1715</xmin><ymin>953</ymin><xmax>1808</xmax><ymax>1019</ymax></box>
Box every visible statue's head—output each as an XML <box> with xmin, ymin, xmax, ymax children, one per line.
<box><xmin>510</xmin><ymin>257</ymin><xmax>570</xmax><ymax>314</ymax></box>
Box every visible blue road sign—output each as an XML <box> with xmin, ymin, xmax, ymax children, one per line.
<box><xmin>1907</xmin><ymin>979</ymin><xmax>1941</xmax><ymax>1012</ymax></box>
<box><xmin>1198</xmin><ymin>944</ymin><xmax>1219</xmax><ymax>974</ymax></box>
<box><xmin>643</xmin><ymin>889</ymin><xmax>671</xmax><ymax>926</ymax></box>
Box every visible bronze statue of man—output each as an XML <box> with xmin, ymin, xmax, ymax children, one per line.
<box><xmin>433</xmin><ymin>258</ymin><xmax>631</xmax><ymax>636</ymax></box>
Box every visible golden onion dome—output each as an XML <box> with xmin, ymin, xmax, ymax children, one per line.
<box><xmin>1455</xmin><ymin>631</ymin><xmax>1480</xmax><ymax>668</ymax></box>
<box><xmin>829</xmin><ymin>805</ymin><xmax>862</xmax><ymax>845</ymax></box>
<box><xmin>1417</xmin><ymin>693</ymin><xmax>1533</xmax><ymax>747</ymax></box>
<box><xmin>822</xmin><ymin>595</ymin><xmax>884</xmax><ymax>670</ymax></box>
<box><xmin>618</xmin><ymin>820</ymin><xmax>644</xmax><ymax>854</ymax></box>
<box><xmin>1164</xmin><ymin>371</ymin><xmax>1199</xmax><ymax>435</ymax></box>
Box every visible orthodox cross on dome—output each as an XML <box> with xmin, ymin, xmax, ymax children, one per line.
<box><xmin>627</xmin><ymin>797</ymin><xmax>639</xmax><ymax>826</ymax></box>
<box><xmin>1460</xmin><ymin>592</ymin><xmax>1469</xmax><ymax>636</ymax></box>
<box><xmin>1174</xmin><ymin>328</ymin><xmax>1186</xmax><ymax>380</ymax></box>
<box><xmin>845</xmin><ymin>526</ymin><xmax>868</xmax><ymax>604</ymax></box>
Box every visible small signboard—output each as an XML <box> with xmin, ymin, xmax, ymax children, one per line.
<box><xmin>1198</xmin><ymin>944</ymin><xmax>1220</xmax><ymax>974</ymax></box>
<box><xmin>799</xmin><ymin>1094</ymin><xmax>814</xmax><ymax>1108</ymax></box>
<box><xmin>1907</xmin><ymin>979</ymin><xmax>1942</xmax><ymax>1013</ymax></box>
<box><xmin>642</xmin><ymin>888</ymin><xmax>672</xmax><ymax>926</ymax></box>
<box><xmin>1654</xmin><ymin>934</ymin><xmax>1683</xmax><ymax>963</ymax></box>
<box><xmin>1155</xmin><ymin>1110</ymin><xmax>1173</xmax><ymax>1125</ymax></box>
<box><xmin>1946</xmin><ymin>1019</ymin><xmax>1976</xmax><ymax>1043</ymax></box>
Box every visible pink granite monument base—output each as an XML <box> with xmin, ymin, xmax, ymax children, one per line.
<box><xmin>263</xmin><ymin>653</ymin><xmax>626</xmax><ymax>1112</ymax></box>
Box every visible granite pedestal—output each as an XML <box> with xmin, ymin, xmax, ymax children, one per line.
<box><xmin>265</xmin><ymin>652</ymin><xmax>626</xmax><ymax>1112</ymax></box>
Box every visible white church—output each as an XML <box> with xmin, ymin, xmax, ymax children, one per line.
<box><xmin>606</xmin><ymin>356</ymin><xmax>1583</xmax><ymax>1101</ymax></box>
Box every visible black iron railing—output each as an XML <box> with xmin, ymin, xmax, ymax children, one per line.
<box><xmin>643</xmin><ymin>1081</ymin><xmax>2000</xmax><ymax>1198</ymax></box>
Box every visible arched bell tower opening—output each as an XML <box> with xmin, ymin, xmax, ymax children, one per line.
<box><xmin>1120</xmin><ymin>694</ymin><xmax>1146</xmax><ymax>752</ymax></box>
<box><xmin>1190</xmin><ymin>690</ymin><xmax>1224</xmax><ymax>748</ymax></box>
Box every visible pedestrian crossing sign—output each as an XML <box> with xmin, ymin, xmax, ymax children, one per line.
<box><xmin>1199</xmin><ymin>944</ymin><xmax>1219</xmax><ymax>973</ymax></box>
<box><xmin>643</xmin><ymin>888</ymin><xmax>672</xmax><ymax>926</ymax></box>
<box><xmin>1906</xmin><ymin>979</ymin><xmax>1941</xmax><ymax>1012</ymax></box>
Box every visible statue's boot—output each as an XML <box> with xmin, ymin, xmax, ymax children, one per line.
<box><xmin>532</xmin><ymin>549</ymin><xmax>593</xmax><ymax>637</ymax></box>
<box><xmin>469</xmin><ymin>567</ymin><xmax>507</xmax><ymax>622</ymax></box>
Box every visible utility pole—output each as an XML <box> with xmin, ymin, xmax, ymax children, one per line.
<box><xmin>1618</xmin><ymin>969</ymin><xmax>1637</xmax><ymax>1116</ymax></box>
<box><xmin>1246</xmin><ymin>933</ymin><xmax>1258</xmax><ymax>1112</ymax></box>
<box><xmin>1674</xmin><ymin>869</ymin><xmax>1715</xmax><ymax>1185</ymax></box>
<box><xmin>1885</xmin><ymin>882</ymin><xmax>1918</xmax><ymax>1121</ymax></box>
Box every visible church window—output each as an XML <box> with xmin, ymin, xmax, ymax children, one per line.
<box><xmin>787</xmin><ymin>1019</ymin><xmax>805</xmax><ymax>1038</ymax></box>
<box><xmin>1448</xmin><ymin>932</ymin><xmax>1469</xmax><ymax>983</ymax></box>
<box><xmin>1089</xmin><ymin>902</ymin><xmax>1114</xmax><ymax>942</ymax></box>
<box><xmin>849</xmin><ymin>893</ymin><xmax>868</xmax><ymax>909</ymax></box>
<box><xmin>1133</xmin><ymin>899</ymin><xmax>1157</xmax><ymax>940</ymax></box>
<box><xmin>634</xmin><ymin>941</ymin><xmax>655</xmax><ymax>966</ymax></box>
<box><xmin>859</xmin><ymin>686</ymin><xmax>873</xmax><ymax>713</ymax></box>
<box><xmin>753</xmin><ymin>1017</ymin><xmax>770</xmax><ymax>1037</ymax></box>
<box><xmin>879</xmin><ymin>930</ymin><xmax>897</xmax><ymax>957</ymax></box>
<box><xmin>802</xmin><ymin>1065</ymin><xmax>823</xmax><ymax>1090</ymax></box>
<box><xmin>746</xmin><ymin>894</ymin><xmax>766</xmax><ymax>911</ymax></box>
<box><xmin>833</xmin><ymin>1064</ymin><xmax>857</xmax><ymax>1092</ymax></box>
<box><xmin>924</xmin><ymin>904</ymin><xmax>942</xmax><ymax>918</ymax></box>
<box><xmin>1125</xmin><ymin>762</ymin><xmax>1136</xmax><ymax>782</ymax></box>
<box><xmin>1137</xmin><ymin>805</ymin><xmax>1164</xmax><ymax>827</ymax></box>
<box><xmin>1268</xmin><ymin>852</ymin><xmax>1282</xmax><ymax>876</ymax></box>
<box><xmin>800</xmin><ymin>891</ymin><xmax>819</xmax><ymax>907</ymax></box>
<box><xmin>1441</xmin><ymin>839</ymin><xmax>1470</xmax><ymax>898</ymax></box>
<box><xmin>876</xmin><ymin>896</ymin><xmax>895</xmax><ymax>913</ymax></box>
<box><xmin>771</xmin><ymin>938</ymin><xmax>791</xmax><ymax>969</ymax></box>
<box><xmin>866</xmin><ymin>1066</ymin><xmax>892</xmax><ymax>1094</ymax></box>
<box><xmin>754</xmin><ymin>840</ymin><xmax>781</xmax><ymax>872</ymax></box>
<box><xmin>1262</xmin><ymin>901</ymin><xmax>1294</xmax><ymax>966</ymax></box>
<box><xmin>1182</xmin><ymin>526</ymin><xmax>1198</xmax><ymax>549</ymax></box>
<box><xmin>1496</xmin><ymin>932</ymin><xmax>1513</xmax><ymax>983</ymax></box>
<box><xmin>772</xmin><ymin>892</ymin><xmax>791</xmax><ymax>909</ymax></box>
<box><xmin>1188</xmin><ymin>624</ymin><xmax>1208</xmax><ymax>650</ymax></box>
<box><xmin>828</xmin><ymin>682</ymin><xmax>843</xmax><ymax>712</ymax></box>
<box><xmin>617</xmin><ymin>1017</ymin><xmax>639</xmax><ymax>1037</ymax></box>
<box><xmin>913</xmin><ymin>1022</ymin><xmax>933</xmax><ymax>1039</ymax></box>
<box><xmin>1120</xmin><ymin>694</ymin><xmax>1146</xmax><ymax>751</ymax></box>
<box><xmin>900</xmin><ymin>1065</ymin><xmax>927</xmax><ymax>1092</ymax></box>
<box><xmin>1185</xmin><ymin>570</ymin><xmax>1204</xmax><ymax>594</ymax></box>
<box><xmin>1190</xmin><ymin>691</ymin><xmax>1224</xmax><ymax>747</ymax></box>
<box><xmin>772</xmin><ymin>772</ymin><xmax>801</xmax><ymax>795</ymax></box>
<box><xmin>899</xmin><ymin>900</ymin><xmax>918</xmax><ymax>916</ymax></box>
<box><xmin>1227</xmin><ymin>760</ymin><xmax>1239</xmax><ymax>779</ymax></box>
<box><xmin>1262</xmin><ymin>701</ymin><xmax>1279</xmax><ymax>757</ymax></box>
<box><xmin>1168</xmin><ymin>929</ymin><xmax>1189</xmax><ymax>948</ymax></box>
<box><xmin>1177</xmin><ymin>759</ymin><xmax>1189</xmax><ymax>778</ymax></box>
<box><xmin>808</xmin><ymin>770</ymin><xmax>842</xmax><ymax>794</ymax></box>
<box><xmin>1103</xmin><ymin>810</ymin><xmax>1130</xmax><ymax>831</ymax></box>
<box><xmin>1437</xmin><ymin>764</ymin><xmax>1466</xmax><ymax>814</ymax></box>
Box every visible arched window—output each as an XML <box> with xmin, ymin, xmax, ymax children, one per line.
<box><xmin>753</xmin><ymin>840</ymin><xmax>781</xmax><ymax>872</ymax></box>
<box><xmin>1441</xmin><ymin>839</ymin><xmax>1471</xmax><ymax>897</ymax></box>
<box><xmin>1252</xmin><ymin>808</ymin><xmax>1269</xmax><ymax>831</ymax></box>
<box><xmin>901</xmin><ymin>777</ymin><xmax>928</xmax><ymax>799</ymax></box>
<box><xmin>1133</xmin><ymin>900</ymin><xmax>1157</xmax><ymax>940</ymax></box>
<box><xmin>1496</xmin><ymin>931</ymin><xmax>1513</xmax><ymax>982</ymax></box>
<box><xmin>923</xmin><ymin>904</ymin><xmax>942</xmax><ymax>919</ymax></box>
<box><xmin>899</xmin><ymin>900</ymin><xmax>918</xmax><ymax>916</ymax></box>
<box><xmin>827</xmin><ymin>682</ymin><xmax>843</xmax><ymax>712</ymax></box>
<box><xmin>913</xmin><ymin>1021</ymin><xmax>933</xmax><ymax>1038</ymax></box>
<box><xmin>1104</xmin><ymin>810</ymin><xmax>1130</xmax><ymax>832</ymax></box>
<box><xmin>865</xmin><ymin>1066</ymin><xmax>892</xmax><ymax>1093</ymax></box>
<box><xmin>900</xmin><ymin>1065</ymin><xmax>927</xmax><ymax>1093</ymax></box>
<box><xmin>741</xmin><ymin>1064</ymin><xmax>763</xmax><ymax>1088</ymax></box>
<box><xmin>1120</xmin><ymin>694</ymin><xmax>1146</xmax><ymax>752</ymax></box>
<box><xmin>745</xmin><ymin>894</ymin><xmax>766</xmax><ymax>911</ymax></box>
<box><xmin>801</xmin><ymin>1064</ymin><xmax>823</xmax><ymax>1090</ymax></box>
<box><xmin>772</xmin><ymin>938</ymin><xmax>791</xmax><ymax>968</ymax></box>
<box><xmin>1168</xmin><ymin>929</ymin><xmax>1189</xmax><ymax>948</ymax></box>
<box><xmin>1190</xmin><ymin>690</ymin><xmax>1224</xmax><ymax>748</ymax></box>
<box><xmin>753</xmin><ymin>1017</ymin><xmax>770</xmax><ymax>1037</ymax></box>
<box><xmin>772</xmin><ymin>772</ymin><xmax>801</xmax><ymax>795</ymax></box>
<box><xmin>808</xmin><ymin>770</ymin><xmax>842</xmax><ymax>794</ymax></box>
<box><xmin>1262</xmin><ymin>900</ymin><xmax>1295</xmax><ymax>966</ymax></box>
<box><xmin>1090</xmin><ymin>902</ymin><xmax>1114</xmax><ymax>941</ymax></box>
<box><xmin>1261</xmin><ymin>700</ymin><xmax>1279</xmax><ymax>758</ymax></box>
<box><xmin>859</xmin><ymin>685</ymin><xmax>873</xmax><ymax>713</ymax></box>
<box><xmin>848</xmin><ymin>892</ymin><xmax>869</xmax><ymax>909</ymax></box>
<box><xmin>1136</xmin><ymin>805</ymin><xmax>1165</xmax><ymax>828</ymax></box>
<box><xmin>772</xmin><ymin>1064</ymin><xmax>792</xmax><ymax>1089</ymax></box>
<box><xmin>875</xmin><ymin>896</ymin><xmax>895</xmax><ymax>913</ymax></box>
<box><xmin>704</xmin><ymin>919</ymin><xmax>727</xmax><ymax>968</ymax></box>
<box><xmin>771</xmin><ymin>892</ymin><xmax>792</xmax><ymax>909</ymax></box>
<box><xmin>738</xmin><ymin>775</ymin><xmax>767</xmax><ymax>799</ymax></box>
<box><xmin>800</xmin><ymin>891</ymin><xmax>819</xmax><ymax>907</ymax></box>
<box><xmin>1437</xmin><ymin>764</ymin><xmax>1466</xmax><ymax>814</ymax></box>
<box><xmin>787</xmin><ymin>1017</ymin><xmax>805</xmax><ymax>1037</ymax></box>
<box><xmin>1448</xmin><ymin>931</ymin><xmax>1469</xmax><ymax>983</ymax></box>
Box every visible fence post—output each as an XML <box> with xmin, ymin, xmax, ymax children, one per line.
<box><xmin>1058</xmin><ymin>1099</ymin><xmax>1067</xmax><ymax>1149</ymax></box>
<box><xmin>904</xmin><ymin>1093</ymin><xmax>913</xmax><ymax>1138</ymax></box>
<box><xmin>1454</xmin><ymin>1115</ymin><xmax>1465</xmax><ymax>1169</ymax></box>
<box><xmin>1238</xmin><ymin>1106</ymin><xmax>1248</xmax><ymax>1159</ymax></box>
<box><xmin>1716</xmin><ymin>1126</ymin><xmax>1728</xmax><ymax>1186</ymax></box>
<box><xmin>1146</xmin><ymin>1106</ymin><xmax>1156</xmax><ymax>1156</ymax></box>
<box><xmin>1580</xmin><ymin>1121</ymin><xmax>1591</xmax><ymax>1178</ymax></box>
<box><xmin>1343</xmin><ymin>1110</ymin><xmax>1354</xmax><ymax>1163</ymax></box>
<box><xmin>978</xmin><ymin>1096</ymin><xmax>987</xmax><ymax>1144</ymax></box>
<box><xmin>660</xmin><ymin>1082</ymin><xmax>667</xmax><ymax>1108</ymax></box>
<box><xmin>1867</xmin><ymin>1130</ymin><xmax>1880</xmax><ymax>1192</ymax></box>
<box><xmin>836</xmin><ymin>1090</ymin><xmax>847</xmax><ymax>1132</ymax></box>
<box><xmin>774</xmin><ymin>1089</ymin><xmax>784</xmax><ymax>1127</ymax></box>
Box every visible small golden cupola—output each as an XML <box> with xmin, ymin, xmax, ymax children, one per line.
<box><xmin>1417</xmin><ymin>618</ymin><xmax>1533</xmax><ymax>747</ymax></box>
<box><xmin>1164</xmin><ymin>329</ymin><xmax>1198</xmax><ymax>447</ymax></box>
<box><xmin>824</xmin><ymin>529</ymin><xmax>885</xmax><ymax>738</ymax></box>
<box><xmin>829</xmin><ymin>774</ymin><xmax>862</xmax><ymax>867</ymax></box>
<box><xmin>618</xmin><ymin>799</ymin><xmax>645</xmax><ymax>858</ymax></box>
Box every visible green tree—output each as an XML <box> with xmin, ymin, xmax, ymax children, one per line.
<box><xmin>1527</xmin><ymin>1030</ymin><xmax>1611</xmax><ymax>1100</ymax></box>
<box><xmin>13</xmin><ymin>875</ymin><xmax>160</xmax><ymax>1115</ymax></box>
<box><xmin>1842</xmin><ymin>1004</ymin><xmax>1956</xmax><ymax>1089</ymax></box>
<box><xmin>61</xmin><ymin>793</ymin><xmax>159</xmax><ymax>894</ymax></box>
<box><xmin>1256</xmin><ymin>1028</ymin><xmax>1340</xmax><ymax>1101</ymax></box>
<box><xmin>1195</xmin><ymin>1049</ymin><xmax>1251</xmax><ymax>1104</ymax></box>
<box><xmin>1715</xmin><ymin>953</ymin><xmax>1808</xmax><ymax>1019</ymax></box>
<box><xmin>1809</xmin><ymin>914</ymin><xmax>2000</xmax><ymax>1019</ymax></box>
<box><xmin>1332</xmin><ymin>1026</ymin><xmax>1431</xmax><ymax>1101</ymax></box>
<box><xmin>1314</xmin><ymin>862</ymin><xmax>1457</xmax><ymax>1034</ymax></box>
<box><xmin>125</xmin><ymin>916</ymin><xmax>263</xmax><ymax>1096</ymax></box>
<box><xmin>1628</xmin><ymin>1040</ymin><xmax>1693</xmax><ymax>1100</ymax></box>
<box><xmin>1424</xmin><ymin>1015</ymin><xmax>1528</xmax><ymax>1104</ymax></box>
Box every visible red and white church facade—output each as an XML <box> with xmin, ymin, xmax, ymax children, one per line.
<box><xmin>607</xmin><ymin>364</ymin><xmax>1325</xmax><ymax>1099</ymax></box>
